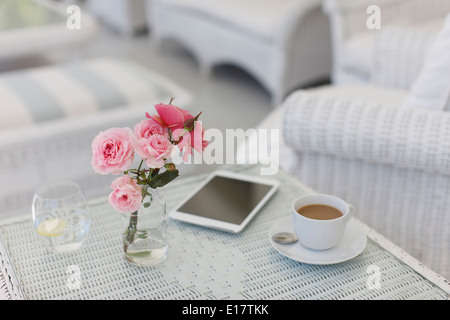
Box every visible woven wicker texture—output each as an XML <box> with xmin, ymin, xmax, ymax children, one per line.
<box><xmin>0</xmin><ymin>244</ymin><xmax>23</xmax><ymax>300</ymax></box>
<box><xmin>0</xmin><ymin>166</ymin><xmax>447</xmax><ymax>300</ymax></box>
<box><xmin>371</xmin><ymin>26</ymin><xmax>436</xmax><ymax>90</ymax></box>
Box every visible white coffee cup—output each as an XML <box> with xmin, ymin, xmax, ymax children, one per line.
<box><xmin>291</xmin><ymin>193</ymin><xmax>354</xmax><ymax>250</ymax></box>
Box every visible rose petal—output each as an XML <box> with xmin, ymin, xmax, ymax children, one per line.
<box><xmin>155</xmin><ymin>103</ymin><xmax>185</xmax><ymax>128</ymax></box>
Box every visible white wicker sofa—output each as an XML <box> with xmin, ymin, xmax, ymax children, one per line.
<box><xmin>0</xmin><ymin>57</ymin><xmax>191</xmax><ymax>219</ymax></box>
<box><xmin>147</xmin><ymin>0</ymin><xmax>331</xmax><ymax>105</ymax></box>
<box><xmin>250</xmin><ymin>15</ymin><xmax>450</xmax><ymax>279</ymax></box>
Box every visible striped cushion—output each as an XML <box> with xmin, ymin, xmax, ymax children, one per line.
<box><xmin>0</xmin><ymin>58</ymin><xmax>191</xmax><ymax>131</ymax></box>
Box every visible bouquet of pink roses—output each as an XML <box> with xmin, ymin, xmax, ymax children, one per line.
<box><xmin>91</xmin><ymin>99</ymin><xmax>207</xmax><ymax>246</ymax></box>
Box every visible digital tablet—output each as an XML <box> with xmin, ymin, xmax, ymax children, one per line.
<box><xmin>169</xmin><ymin>170</ymin><xmax>280</xmax><ymax>233</ymax></box>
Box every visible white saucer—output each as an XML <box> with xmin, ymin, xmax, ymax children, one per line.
<box><xmin>269</xmin><ymin>216</ymin><xmax>367</xmax><ymax>265</ymax></box>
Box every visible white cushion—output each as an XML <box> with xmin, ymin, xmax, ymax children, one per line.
<box><xmin>404</xmin><ymin>14</ymin><xmax>450</xmax><ymax>111</ymax></box>
<box><xmin>160</xmin><ymin>0</ymin><xmax>290</xmax><ymax>42</ymax></box>
<box><xmin>341</xmin><ymin>18</ymin><xmax>445</xmax><ymax>83</ymax></box>
<box><xmin>341</xmin><ymin>32</ymin><xmax>376</xmax><ymax>79</ymax></box>
<box><xmin>0</xmin><ymin>58</ymin><xmax>191</xmax><ymax>131</ymax></box>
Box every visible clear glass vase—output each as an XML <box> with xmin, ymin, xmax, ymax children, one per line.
<box><xmin>121</xmin><ymin>188</ymin><xmax>168</xmax><ymax>267</ymax></box>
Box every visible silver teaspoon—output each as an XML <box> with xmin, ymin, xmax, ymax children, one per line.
<box><xmin>272</xmin><ymin>232</ymin><xmax>298</xmax><ymax>244</ymax></box>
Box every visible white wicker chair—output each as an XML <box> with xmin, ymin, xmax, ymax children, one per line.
<box><xmin>256</xmin><ymin>12</ymin><xmax>450</xmax><ymax>279</ymax></box>
<box><xmin>323</xmin><ymin>0</ymin><xmax>450</xmax><ymax>85</ymax></box>
<box><xmin>147</xmin><ymin>0</ymin><xmax>332</xmax><ymax>105</ymax></box>
<box><xmin>248</xmin><ymin>84</ymin><xmax>449</xmax><ymax>280</ymax></box>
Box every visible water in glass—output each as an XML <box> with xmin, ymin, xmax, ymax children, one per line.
<box><xmin>32</xmin><ymin>181</ymin><xmax>90</xmax><ymax>253</ymax></box>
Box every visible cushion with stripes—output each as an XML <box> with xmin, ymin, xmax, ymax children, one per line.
<box><xmin>0</xmin><ymin>57</ymin><xmax>191</xmax><ymax>131</ymax></box>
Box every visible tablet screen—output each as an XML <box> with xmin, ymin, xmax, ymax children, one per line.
<box><xmin>177</xmin><ymin>175</ymin><xmax>274</xmax><ymax>225</ymax></box>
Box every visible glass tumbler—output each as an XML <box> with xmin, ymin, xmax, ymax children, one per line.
<box><xmin>32</xmin><ymin>181</ymin><xmax>90</xmax><ymax>253</ymax></box>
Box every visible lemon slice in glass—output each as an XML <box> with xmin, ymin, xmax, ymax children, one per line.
<box><xmin>36</xmin><ymin>218</ymin><xmax>67</xmax><ymax>237</ymax></box>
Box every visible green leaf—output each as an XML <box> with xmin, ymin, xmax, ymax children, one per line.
<box><xmin>164</xmin><ymin>162</ymin><xmax>177</xmax><ymax>171</ymax></box>
<box><xmin>143</xmin><ymin>202</ymin><xmax>151</xmax><ymax>208</ymax></box>
<box><xmin>150</xmin><ymin>168</ymin><xmax>160</xmax><ymax>178</ymax></box>
<box><xmin>148</xmin><ymin>169</ymin><xmax>179</xmax><ymax>188</ymax></box>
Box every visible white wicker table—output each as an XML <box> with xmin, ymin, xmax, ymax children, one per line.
<box><xmin>1</xmin><ymin>165</ymin><xmax>449</xmax><ymax>300</ymax></box>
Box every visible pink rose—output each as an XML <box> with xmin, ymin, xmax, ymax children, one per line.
<box><xmin>109</xmin><ymin>176</ymin><xmax>142</xmax><ymax>213</ymax></box>
<box><xmin>146</xmin><ymin>103</ymin><xmax>193</xmax><ymax>129</ymax></box>
<box><xmin>172</xmin><ymin>121</ymin><xmax>208</xmax><ymax>161</ymax></box>
<box><xmin>91</xmin><ymin>127</ymin><xmax>135</xmax><ymax>175</ymax></box>
<box><xmin>135</xmin><ymin>134</ymin><xmax>173</xmax><ymax>168</ymax></box>
<box><xmin>110</xmin><ymin>175</ymin><xmax>139</xmax><ymax>189</ymax></box>
<box><xmin>134</xmin><ymin>118</ymin><xmax>168</xmax><ymax>140</ymax></box>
